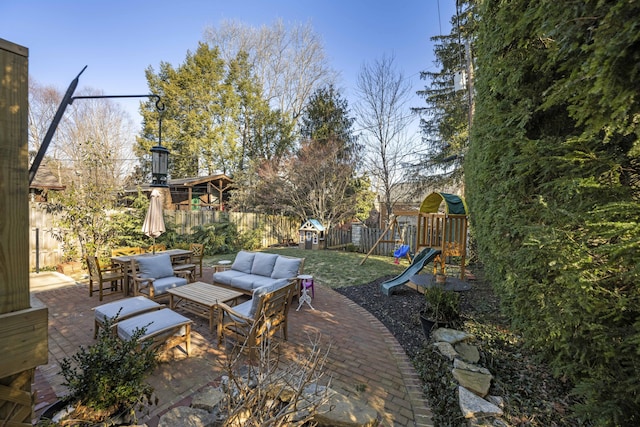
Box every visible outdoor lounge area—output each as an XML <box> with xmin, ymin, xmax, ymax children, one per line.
<box><xmin>30</xmin><ymin>265</ymin><xmax>433</xmax><ymax>427</ymax></box>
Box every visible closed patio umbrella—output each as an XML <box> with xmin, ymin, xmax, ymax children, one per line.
<box><xmin>142</xmin><ymin>188</ymin><xmax>165</xmax><ymax>253</ymax></box>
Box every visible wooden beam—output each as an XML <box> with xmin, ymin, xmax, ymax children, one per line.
<box><xmin>0</xmin><ymin>304</ymin><xmax>48</xmax><ymax>378</ymax></box>
<box><xmin>0</xmin><ymin>38</ymin><xmax>30</xmax><ymax>313</ymax></box>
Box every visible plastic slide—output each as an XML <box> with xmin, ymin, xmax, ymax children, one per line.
<box><xmin>380</xmin><ymin>247</ymin><xmax>441</xmax><ymax>296</ymax></box>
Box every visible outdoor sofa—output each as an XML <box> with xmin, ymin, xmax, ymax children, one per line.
<box><xmin>212</xmin><ymin>251</ymin><xmax>305</xmax><ymax>296</ymax></box>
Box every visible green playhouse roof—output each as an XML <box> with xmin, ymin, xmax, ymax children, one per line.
<box><xmin>419</xmin><ymin>192</ymin><xmax>468</xmax><ymax>215</ymax></box>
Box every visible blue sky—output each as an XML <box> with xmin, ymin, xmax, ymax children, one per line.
<box><xmin>1</xmin><ymin>0</ymin><xmax>456</xmax><ymax>127</ymax></box>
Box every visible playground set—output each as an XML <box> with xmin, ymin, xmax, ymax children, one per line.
<box><xmin>374</xmin><ymin>192</ymin><xmax>469</xmax><ymax>296</ymax></box>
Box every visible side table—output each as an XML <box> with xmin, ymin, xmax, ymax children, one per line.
<box><xmin>215</xmin><ymin>260</ymin><xmax>232</xmax><ymax>272</ymax></box>
<box><xmin>296</xmin><ymin>274</ymin><xmax>315</xmax><ymax>311</ymax></box>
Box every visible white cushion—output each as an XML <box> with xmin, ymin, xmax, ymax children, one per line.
<box><xmin>231</xmin><ymin>251</ymin><xmax>255</xmax><ymax>274</ymax></box>
<box><xmin>271</xmin><ymin>257</ymin><xmax>302</xmax><ymax>279</ymax></box>
<box><xmin>137</xmin><ymin>254</ymin><xmax>174</xmax><ymax>279</ymax></box>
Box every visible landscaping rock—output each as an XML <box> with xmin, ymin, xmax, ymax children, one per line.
<box><xmin>452</xmin><ymin>367</ymin><xmax>492</xmax><ymax>397</ymax></box>
<box><xmin>314</xmin><ymin>392</ymin><xmax>378</xmax><ymax>427</ymax></box>
<box><xmin>453</xmin><ymin>358</ymin><xmax>491</xmax><ymax>375</ymax></box>
<box><xmin>458</xmin><ymin>386</ymin><xmax>503</xmax><ymax>419</ymax></box>
<box><xmin>487</xmin><ymin>395</ymin><xmax>505</xmax><ymax>409</ymax></box>
<box><xmin>432</xmin><ymin>327</ymin><xmax>473</xmax><ymax>344</ymax></box>
<box><xmin>191</xmin><ymin>386</ymin><xmax>225</xmax><ymax>411</ymax></box>
<box><xmin>158</xmin><ymin>406</ymin><xmax>214</xmax><ymax>427</ymax></box>
<box><xmin>433</xmin><ymin>341</ymin><xmax>459</xmax><ymax>360</ymax></box>
<box><xmin>455</xmin><ymin>342</ymin><xmax>480</xmax><ymax>363</ymax></box>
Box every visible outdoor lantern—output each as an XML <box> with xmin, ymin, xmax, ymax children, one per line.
<box><xmin>151</xmin><ymin>144</ymin><xmax>169</xmax><ymax>187</ymax></box>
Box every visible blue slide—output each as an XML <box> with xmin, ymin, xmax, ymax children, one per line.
<box><xmin>380</xmin><ymin>247</ymin><xmax>441</xmax><ymax>296</ymax></box>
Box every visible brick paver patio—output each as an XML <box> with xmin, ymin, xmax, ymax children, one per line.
<box><xmin>31</xmin><ymin>266</ymin><xmax>433</xmax><ymax>426</ymax></box>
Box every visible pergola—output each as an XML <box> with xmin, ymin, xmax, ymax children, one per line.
<box><xmin>125</xmin><ymin>173</ymin><xmax>234</xmax><ymax>211</ymax></box>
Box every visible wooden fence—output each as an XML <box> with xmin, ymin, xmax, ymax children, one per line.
<box><xmin>29</xmin><ymin>204</ymin><xmax>301</xmax><ymax>269</ymax></box>
<box><xmin>165</xmin><ymin>210</ymin><xmax>300</xmax><ymax>248</ymax></box>
<box><xmin>29</xmin><ymin>202</ymin><xmax>62</xmax><ymax>270</ymax></box>
<box><xmin>29</xmin><ymin>201</ymin><xmax>423</xmax><ymax>269</ymax></box>
<box><xmin>325</xmin><ymin>228</ymin><xmax>352</xmax><ymax>249</ymax></box>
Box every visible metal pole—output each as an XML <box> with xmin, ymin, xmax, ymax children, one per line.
<box><xmin>29</xmin><ymin>66</ymin><xmax>87</xmax><ymax>185</ymax></box>
<box><xmin>35</xmin><ymin>227</ymin><xmax>40</xmax><ymax>273</ymax></box>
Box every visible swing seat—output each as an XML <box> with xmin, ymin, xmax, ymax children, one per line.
<box><xmin>394</xmin><ymin>244</ymin><xmax>410</xmax><ymax>258</ymax></box>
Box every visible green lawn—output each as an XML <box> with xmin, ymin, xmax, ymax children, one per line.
<box><xmin>204</xmin><ymin>248</ymin><xmax>408</xmax><ymax>289</ymax></box>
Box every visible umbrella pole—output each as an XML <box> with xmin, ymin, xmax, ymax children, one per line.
<box><xmin>152</xmin><ymin>237</ymin><xmax>156</xmax><ymax>254</ymax></box>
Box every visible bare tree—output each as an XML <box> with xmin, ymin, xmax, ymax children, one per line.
<box><xmin>354</xmin><ymin>53</ymin><xmax>415</xmax><ymax>220</ymax></box>
<box><xmin>28</xmin><ymin>82</ymin><xmax>136</xmax><ymax>186</ymax></box>
<box><xmin>29</xmin><ymin>82</ymin><xmax>137</xmax><ymax>258</ymax></box>
<box><xmin>47</xmin><ymin>89</ymin><xmax>135</xmax><ymax>187</ymax></box>
<box><xmin>204</xmin><ymin>19</ymin><xmax>337</xmax><ymax>122</ymax></box>
<box><xmin>28</xmin><ymin>78</ymin><xmax>62</xmax><ymax>161</ymax></box>
<box><xmin>248</xmin><ymin>139</ymin><xmax>363</xmax><ymax>229</ymax></box>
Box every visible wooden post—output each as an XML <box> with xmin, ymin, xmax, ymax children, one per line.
<box><xmin>0</xmin><ymin>38</ymin><xmax>48</xmax><ymax>425</ymax></box>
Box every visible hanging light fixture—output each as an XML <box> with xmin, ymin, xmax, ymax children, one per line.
<box><xmin>151</xmin><ymin>111</ymin><xmax>169</xmax><ymax>187</ymax></box>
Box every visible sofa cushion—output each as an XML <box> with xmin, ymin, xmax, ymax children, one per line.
<box><xmin>137</xmin><ymin>254</ymin><xmax>174</xmax><ymax>279</ymax></box>
<box><xmin>232</xmin><ymin>251</ymin><xmax>255</xmax><ymax>274</ymax></box>
<box><xmin>230</xmin><ymin>275</ymin><xmax>257</xmax><ymax>292</ymax></box>
<box><xmin>271</xmin><ymin>256</ymin><xmax>302</xmax><ymax>279</ymax></box>
<box><xmin>252</xmin><ymin>276</ymin><xmax>286</xmax><ymax>289</ymax></box>
<box><xmin>251</xmin><ymin>253</ymin><xmax>279</xmax><ymax>277</ymax></box>
<box><xmin>213</xmin><ymin>270</ymin><xmax>246</xmax><ymax>286</ymax></box>
<box><xmin>152</xmin><ymin>276</ymin><xmax>188</xmax><ymax>295</ymax></box>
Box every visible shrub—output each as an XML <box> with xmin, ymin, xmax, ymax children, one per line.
<box><xmin>58</xmin><ymin>314</ymin><xmax>158</xmax><ymax>422</ymax></box>
<box><xmin>422</xmin><ymin>285</ymin><xmax>461</xmax><ymax>323</ymax></box>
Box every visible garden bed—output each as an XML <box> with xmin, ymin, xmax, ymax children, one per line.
<box><xmin>337</xmin><ymin>268</ymin><xmax>583</xmax><ymax>426</ymax></box>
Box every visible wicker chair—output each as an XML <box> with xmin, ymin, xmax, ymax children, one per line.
<box><xmin>216</xmin><ymin>280</ymin><xmax>296</xmax><ymax>359</ymax></box>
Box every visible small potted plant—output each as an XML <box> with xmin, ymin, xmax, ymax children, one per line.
<box><xmin>419</xmin><ymin>285</ymin><xmax>461</xmax><ymax>336</ymax></box>
<box><xmin>38</xmin><ymin>315</ymin><xmax>159</xmax><ymax>426</ymax></box>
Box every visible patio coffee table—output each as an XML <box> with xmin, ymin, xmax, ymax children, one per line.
<box><xmin>168</xmin><ymin>281</ymin><xmax>243</xmax><ymax>333</ymax></box>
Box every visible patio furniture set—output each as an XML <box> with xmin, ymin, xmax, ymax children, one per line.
<box><xmin>90</xmin><ymin>250</ymin><xmax>308</xmax><ymax>358</ymax></box>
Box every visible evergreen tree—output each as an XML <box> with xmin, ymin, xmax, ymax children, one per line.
<box><xmin>466</xmin><ymin>0</ymin><xmax>640</xmax><ymax>423</ymax></box>
<box><xmin>412</xmin><ymin>0</ymin><xmax>477</xmax><ymax>188</ymax></box>
<box><xmin>137</xmin><ymin>43</ymin><xmax>293</xmax><ymax>178</ymax></box>
<box><xmin>299</xmin><ymin>84</ymin><xmax>360</xmax><ymax>161</ymax></box>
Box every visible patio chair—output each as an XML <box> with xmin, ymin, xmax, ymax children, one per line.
<box><xmin>147</xmin><ymin>243</ymin><xmax>167</xmax><ymax>253</ymax></box>
<box><xmin>189</xmin><ymin>243</ymin><xmax>205</xmax><ymax>277</ymax></box>
<box><xmin>86</xmin><ymin>255</ymin><xmax>125</xmax><ymax>301</ymax></box>
<box><xmin>216</xmin><ymin>280</ymin><xmax>296</xmax><ymax>359</ymax></box>
<box><xmin>171</xmin><ymin>244</ymin><xmax>199</xmax><ymax>281</ymax></box>
<box><xmin>130</xmin><ymin>253</ymin><xmax>191</xmax><ymax>301</ymax></box>
<box><xmin>111</xmin><ymin>246</ymin><xmax>145</xmax><ymax>257</ymax></box>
